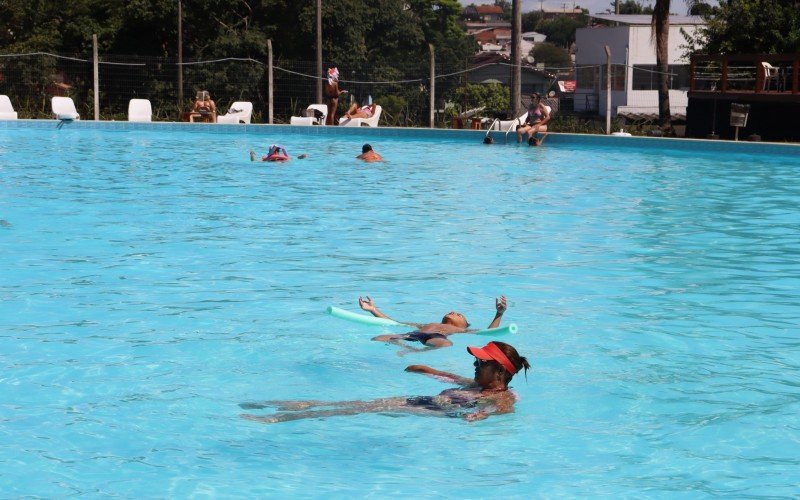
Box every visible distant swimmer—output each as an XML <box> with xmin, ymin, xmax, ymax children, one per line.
<box><xmin>250</xmin><ymin>145</ymin><xmax>307</xmax><ymax>162</ymax></box>
<box><xmin>356</xmin><ymin>143</ymin><xmax>383</xmax><ymax>162</ymax></box>
<box><xmin>359</xmin><ymin>295</ymin><xmax>507</xmax><ymax>353</ymax></box>
<box><xmin>240</xmin><ymin>340</ymin><xmax>530</xmax><ymax>423</ymax></box>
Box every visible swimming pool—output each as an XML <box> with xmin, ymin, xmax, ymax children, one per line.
<box><xmin>1</xmin><ymin>123</ymin><xmax>798</xmax><ymax>496</ymax></box>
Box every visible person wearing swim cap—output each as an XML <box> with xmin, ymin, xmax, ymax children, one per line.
<box><xmin>240</xmin><ymin>341</ymin><xmax>530</xmax><ymax>423</ymax></box>
<box><xmin>358</xmin><ymin>295</ymin><xmax>507</xmax><ymax>353</ymax></box>
<box><xmin>356</xmin><ymin>143</ymin><xmax>382</xmax><ymax>162</ymax></box>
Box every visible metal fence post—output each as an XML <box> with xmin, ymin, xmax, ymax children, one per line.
<box><xmin>605</xmin><ymin>45</ymin><xmax>611</xmax><ymax>135</ymax></box>
<box><xmin>429</xmin><ymin>44</ymin><xmax>435</xmax><ymax>128</ymax></box>
<box><xmin>93</xmin><ymin>34</ymin><xmax>99</xmax><ymax>120</ymax></box>
<box><xmin>268</xmin><ymin>39</ymin><xmax>273</xmax><ymax>124</ymax></box>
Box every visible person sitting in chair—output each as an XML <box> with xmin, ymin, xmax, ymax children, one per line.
<box><xmin>516</xmin><ymin>93</ymin><xmax>550</xmax><ymax>146</ymax></box>
<box><xmin>189</xmin><ymin>91</ymin><xmax>216</xmax><ymax>123</ymax></box>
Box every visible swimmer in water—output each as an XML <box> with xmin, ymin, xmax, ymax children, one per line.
<box><xmin>240</xmin><ymin>341</ymin><xmax>530</xmax><ymax>423</ymax></box>
<box><xmin>358</xmin><ymin>295</ymin><xmax>507</xmax><ymax>353</ymax></box>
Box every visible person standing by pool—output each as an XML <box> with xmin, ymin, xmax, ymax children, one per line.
<box><xmin>358</xmin><ymin>295</ymin><xmax>507</xmax><ymax>352</ymax></box>
<box><xmin>356</xmin><ymin>143</ymin><xmax>382</xmax><ymax>162</ymax></box>
<box><xmin>240</xmin><ymin>341</ymin><xmax>530</xmax><ymax>423</ymax></box>
<box><xmin>323</xmin><ymin>67</ymin><xmax>347</xmax><ymax>125</ymax></box>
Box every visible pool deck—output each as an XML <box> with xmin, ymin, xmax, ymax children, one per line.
<box><xmin>2</xmin><ymin>119</ymin><xmax>798</xmax><ymax>155</ymax></box>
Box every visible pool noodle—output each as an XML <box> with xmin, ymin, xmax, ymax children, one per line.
<box><xmin>326</xmin><ymin>306</ymin><xmax>519</xmax><ymax>336</ymax></box>
<box><xmin>326</xmin><ymin>306</ymin><xmax>403</xmax><ymax>326</ymax></box>
<box><xmin>472</xmin><ymin>323</ymin><xmax>518</xmax><ymax>336</ymax></box>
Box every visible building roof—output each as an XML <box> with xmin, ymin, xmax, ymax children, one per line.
<box><xmin>475</xmin><ymin>5</ymin><xmax>504</xmax><ymax>15</ymax></box>
<box><xmin>590</xmin><ymin>14</ymin><xmax>705</xmax><ymax>25</ymax></box>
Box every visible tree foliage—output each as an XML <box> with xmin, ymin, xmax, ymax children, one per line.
<box><xmin>690</xmin><ymin>0</ymin><xmax>800</xmax><ymax>54</ymax></box>
<box><xmin>537</xmin><ymin>12</ymin><xmax>589</xmax><ymax>48</ymax></box>
<box><xmin>531</xmin><ymin>42</ymin><xmax>571</xmax><ymax>67</ymax></box>
<box><xmin>606</xmin><ymin>1</ymin><xmax>653</xmax><ymax>14</ymax></box>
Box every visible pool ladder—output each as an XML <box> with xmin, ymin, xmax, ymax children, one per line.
<box><xmin>484</xmin><ymin>118</ymin><xmax>521</xmax><ymax>144</ymax></box>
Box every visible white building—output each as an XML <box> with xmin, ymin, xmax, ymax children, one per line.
<box><xmin>574</xmin><ymin>14</ymin><xmax>705</xmax><ymax>118</ymax></box>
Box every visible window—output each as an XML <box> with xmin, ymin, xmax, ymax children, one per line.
<box><xmin>631</xmin><ymin>65</ymin><xmax>691</xmax><ymax>90</ymax></box>
<box><xmin>576</xmin><ymin>65</ymin><xmax>599</xmax><ymax>90</ymax></box>
<box><xmin>600</xmin><ymin>64</ymin><xmax>626</xmax><ymax>91</ymax></box>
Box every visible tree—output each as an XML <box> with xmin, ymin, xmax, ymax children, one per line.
<box><xmin>531</xmin><ymin>42</ymin><xmax>571</xmax><ymax>68</ymax></box>
<box><xmin>537</xmin><ymin>13</ymin><xmax>589</xmax><ymax>48</ymax></box>
<box><xmin>691</xmin><ymin>0</ymin><xmax>800</xmax><ymax>54</ymax></box>
<box><xmin>521</xmin><ymin>11</ymin><xmax>543</xmax><ymax>32</ymax></box>
<box><xmin>494</xmin><ymin>0</ymin><xmax>512</xmax><ymax>20</ymax></box>
<box><xmin>607</xmin><ymin>1</ymin><xmax>653</xmax><ymax>14</ymax></box>
<box><xmin>688</xmin><ymin>2</ymin><xmax>715</xmax><ymax>16</ymax></box>
<box><xmin>652</xmin><ymin>0</ymin><xmax>671</xmax><ymax>132</ymax></box>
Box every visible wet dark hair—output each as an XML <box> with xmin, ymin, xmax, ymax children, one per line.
<box><xmin>483</xmin><ymin>136</ymin><xmax>494</xmax><ymax>144</ymax></box>
<box><xmin>490</xmin><ymin>341</ymin><xmax>531</xmax><ymax>385</ymax></box>
<box><xmin>362</xmin><ymin>143</ymin><xmax>372</xmax><ymax>153</ymax></box>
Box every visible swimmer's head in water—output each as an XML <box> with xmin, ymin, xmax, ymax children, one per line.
<box><xmin>362</xmin><ymin>143</ymin><xmax>373</xmax><ymax>154</ymax></box>
<box><xmin>442</xmin><ymin>311</ymin><xmax>469</xmax><ymax>328</ymax></box>
<box><xmin>483</xmin><ymin>136</ymin><xmax>494</xmax><ymax>144</ymax></box>
<box><xmin>468</xmin><ymin>341</ymin><xmax>531</xmax><ymax>385</ymax></box>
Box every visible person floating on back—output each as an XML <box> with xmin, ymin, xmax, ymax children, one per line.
<box><xmin>359</xmin><ymin>295</ymin><xmax>507</xmax><ymax>354</ymax></box>
<box><xmin>356</xmin><ymin>143</ymin><xmax>383</xmax><ymax>162</ymax></box>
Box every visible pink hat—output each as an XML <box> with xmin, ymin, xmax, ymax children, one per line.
<box><xmin>467</xmin><ymin>341</ymin><xmax>518</xmax><ymax>375</ymax></box>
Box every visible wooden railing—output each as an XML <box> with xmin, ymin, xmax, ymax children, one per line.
<box><xmin>690</xmin><ymin>53</ymin><xmax>800</xmax><ymax>95</ymax></box>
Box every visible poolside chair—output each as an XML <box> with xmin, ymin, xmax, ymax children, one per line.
<box><xmin>338</xmin><ymin>105</ymin><xmax>382</xmax><ymax>127</ymax></box>
<box><xmin>761</xmin><ymin>62</ymin><xmax>780</xmax><ymax>91</ymax></box>
<box><xmin>492</xmin><ymin>112</ymin><xmax>528</xmax><ymax>132</ymax></box>
<box><xmin>51</xmin><ymin>96</ymin><xmax>80</xmax><ymax>121</ymax></box>
<box><xmin>0</xmin><ymin>95</ymin><xmax>18</xmax><ymax>120</ymax></box>
<box><xmin>217</xmin><ymin>101</ymin><xmax>253</xmax><ymax>124</ymax></box>
<box><xmin>290</xmin><ymin>104</ymin><xmax>328</xmax><ymax>125</ymax></box>
<box><xmin>127</xmin><ymin>98</ymin><xmax>152</xmax><ymax>122</ymax></box>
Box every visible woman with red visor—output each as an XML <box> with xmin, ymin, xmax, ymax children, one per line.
<box><xmin>240</xmin><ymin>341</ymin><xmax>530</xmax><ymax>423</ymax></box>
<box><xmin>357</xmin><ymin>295</ymin><xmax>508</xmax><ymax>353</ymax></box>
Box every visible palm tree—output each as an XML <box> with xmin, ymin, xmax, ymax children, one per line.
<box><xmin>651</xmin><ymin>0</ymin><xmax>671</xmax><ymax>132</ymax></box>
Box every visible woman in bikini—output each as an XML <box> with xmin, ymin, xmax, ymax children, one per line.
<box><xmin>358</xmin><ymin>295</ymin><xmax>507</xmax><ymax>353</ymax></box>
<box><xmin>342</xmin><ymin>102</ymin><xmax>377</xmax><ymax>121</ymax></box>
<box><xmin>240</xmin><ymin>341</ymin><xmax>530</xmax><ymax>423</ymax></box>
<box><xmin>516</xmin><ymin>93</ymin><xmax>550</xmax><ymax>145</ymax></box>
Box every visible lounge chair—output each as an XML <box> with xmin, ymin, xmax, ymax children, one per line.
<box><xmin>127</xmin><ymin>98</ymin><xmax>152</xmax><ymax>122</ymax></box>
<box><xmin>491</xmin><ymin>112</ymin><xmax>528</xmax><ymax>132</ymax></box>
<box><xmin>217</xmin><ymin>101</ymin><xmax>253</xmax><ymax>124</ymax></box>
<box><xmin>51</xmin><ymin>96</ymin><xmax>80</xmax><ymax>120</ymax></box>
<box><xmin>0</xmin><ymin>95</ymin><xmax>18</xmax><ymax>120</ymax></box>
<box><xmin>290</xmin><ymin>104</ymin><xmax>328</xmax><ymax>125</ymax></box>
<box><xmin>339</xmin><ymin>105</ymin><xmax>382</xmax><ymax>127</ymax></box>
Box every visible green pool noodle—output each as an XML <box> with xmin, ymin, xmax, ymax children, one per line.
<box><xmin>472</xmin><ymin>323</ymin><xmax>518</xmax><ymax>336</ymax></box>
<box><xmin>326</xmin><ymin>306</ymin><xmax>403</xmax><ymax>326</ymax></box>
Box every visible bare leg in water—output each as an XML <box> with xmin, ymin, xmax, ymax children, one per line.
<box><xmin>239</xmin><ymin>397</ymin><xmax>443</xmax><ymax>423</ymax></box>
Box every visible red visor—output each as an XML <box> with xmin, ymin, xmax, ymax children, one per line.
<box><xmin>467</xmin><ymin>342</ymin><xmax>517</xmax><ymax>375</ymax></box>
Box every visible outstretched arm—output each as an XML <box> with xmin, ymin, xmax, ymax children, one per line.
<box><xmin>405</xmin><ymin>365</ymin><xmax>474</xmax><ymax>386</ymax></box>
<box><xmin>487</xmin><ymin>295</ymin><xmax>507</xmax><ymax>329</ymax></box>
<box><xmin>358</xmin><ymin>296</ymin><xmax>396</xmax><ymax>321</ymax></box>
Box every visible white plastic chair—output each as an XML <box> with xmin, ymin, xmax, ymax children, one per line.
<box><xmin>492</xmin><ymin>112</ymin><xmax>527</xmax><ymax>131</ymax></box>
<box><xmin>127</xmin><ymin>98</ymin><xmax>152</xmax><ymax>122</ymax></box>
<box><xmin>761</xmin><ymin>62</ymin><xmax>780</xmax><ymax>91</ymax></box>
<box><xmin>0</xmin><ymin>95</ymin><xmax>18</xmax><ymax>120</ymax></box>
<box><xmin>290</xmin><ymin>104</ymin><xmax>328</xmax><ymax>125</ymax></box>
<box><xmin>51</xmin><ymin>96</ymin><xmax>80</xmax><ymax>120</ymax></box>
<box><xmin>217</xmin><ymin>101</ymin><xmax>253</xmax><ymax>124</ymax></box>
<box><xmin>339</xmin><ymin>105</ymin><xmax>382</xmax><ymax>127</ymax></box>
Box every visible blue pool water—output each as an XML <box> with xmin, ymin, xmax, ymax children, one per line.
<box><xmin>1</xmin><ymin>125</ymin><xmax>799</xmax><ymax>496</ymax></box>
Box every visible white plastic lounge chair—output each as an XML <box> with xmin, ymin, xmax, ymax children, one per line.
<box><xmin>51</xmin><ymin>96</ymin><xmax>80</xmax><ymax>121</ymax></box>
<box><xmin>217</xmin><ymin>101</ymin><xmax>253</xmax><ymax>124</ymax></box>
<box><xmin>127</xmin><ymin>98</ymin><xmax>152</xmax><ymax>122</ymax></box>
<box><xmin>290</xmin><ymin>104</ymin><xmax>328</xmax><ymax>125</ymax></box>
<box><xmin>0</xmin><ymin>95</ymin><xmax>18</xmax><ymax>120</ymax></box>
<box><xmin>492</xmin><ymin>112</ymin><xmax>527</xmax><ymax>132</ymax></box>
<box><xmin>339</xmin><ymin>105</ymin><xmax>382</xmax><ymax>127</ymax></box>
